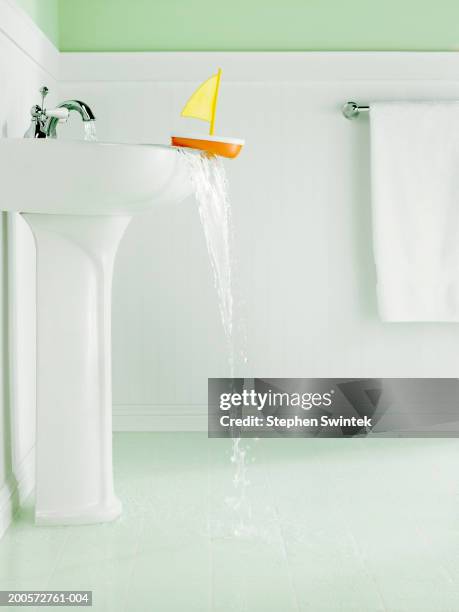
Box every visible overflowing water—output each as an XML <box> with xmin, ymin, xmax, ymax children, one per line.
<box><xmin>181</xmin><ymin>151</ymin><xmax>235</xmax><ymax>364</ymax></box>
<box><xmin>84</xmin><ymin>120</ymin><xmax>97</xmax><ymax>142</ymax></box>
<box><xmin>180</xmin><ymin>150</ymin><xmax>252</xmax><ymax>537</ymax></box>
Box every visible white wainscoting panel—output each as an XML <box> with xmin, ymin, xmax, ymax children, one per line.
<box><xmin>0</xmin><ymin>0</ymin><xmax>58</xmax><ymax>536</ymax></box>
<box><xmin>59</xmin><ymin>52</ymin><xmax>459</xmax><ymax>431</ymax></box>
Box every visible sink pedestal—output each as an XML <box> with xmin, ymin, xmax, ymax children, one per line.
<box><xmin>0</xmin><ymin>139</ymin><xmax>193</xmax><ymax>525</ymax></box>
<box><xmin>23</xmin><ymin>213</ymin><xmax>131</xmax><ymax>525</ymax></box>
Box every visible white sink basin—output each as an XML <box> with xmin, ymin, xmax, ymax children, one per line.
<box><xmin>0</xmin><ymin>139</ymin><xmax>192</xmax><ymax>213</ymax></box>
<box><xmin>0</xmin><ymin>138</ymin><xmax>193</xmax><ymax>525</ymax></box>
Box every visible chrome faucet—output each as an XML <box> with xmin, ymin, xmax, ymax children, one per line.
<box><xmin>24</xmin><ymin>86</ymin><xmax>96</xmax><ymax>139</ymax></box>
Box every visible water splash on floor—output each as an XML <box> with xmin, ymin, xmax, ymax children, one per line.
<box><xmin>226</xmin><ymin>437</ymin><xmax>254</xmax><ymax>537</ymax></box>
<box><xmin>180</xmin><ymin>150</ymin><xmax>253</xmax><ymax>537</ymax></box>
<box><xmin>84</xmin><ymin>121</ymin><xmax>97</xmax><ymax>142</ymax></box>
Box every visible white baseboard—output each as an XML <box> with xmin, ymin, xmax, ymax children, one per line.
<box><xmin>0</xmin><ymin>448</ymin><xmax>35</xmax><ymax>539</ymax></box>
<box><xmin>113</xmin><ymin>405</ymin><xmax>207</xmax><ymax>432</ymax></box>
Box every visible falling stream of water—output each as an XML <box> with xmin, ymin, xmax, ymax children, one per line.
<box><xmin>84</xmin><ymin>121</ymin><xmax>97</xmax><ymax>142</ymax></box>
<box><xmin>180</xmin><ymin>150</ymin><xmax>253</xmax><ymax>537</ymax></box>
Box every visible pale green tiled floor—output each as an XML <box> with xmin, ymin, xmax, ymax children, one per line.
<box><xmin>1</xmin><ymin>434</ymin><xmax>459</xmax><ymax>611</ymax></box>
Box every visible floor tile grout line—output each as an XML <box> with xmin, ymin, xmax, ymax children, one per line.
<box><xmin>414</xmin><ymin>521</ymin><xmax>459</xmax><ymax>595</ymax></box>
<box><xmin>260</xmin><ymin>447</ymin><xmax>301</xmax><ymax>612</ymax></box>
<box><xmin>410</xmin><ymin>449</ymin><xmax>459</xmax><ymax>598</ymax></box>
<box><xmin>344</xmin><ymin>528</ymin><xmax>388</xmax><ymax>612</ymax></box>
<box><xmin>44</xmin><ymin>527</ymin><xmax>71</xmax><ymax>588</ymax></box>
<box><xmin>122</xmin><ymin>512</ymin><xmax>146</xmax><ymax>612</ymax></box>
<box><xmin>207</xmin><ymin>440</ymin><xmax>214</xmax><ymax>612</ymax></box>
<box><xmin>337</xmin><ymin>443</ymin><xmax>389</xmax><ymax>611</ymax></box>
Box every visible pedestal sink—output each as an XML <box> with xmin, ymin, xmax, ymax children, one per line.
<box><xmin>0</xmin><ymin>139</ymin><xmax>192</xmax><ymax>525</ymax></box>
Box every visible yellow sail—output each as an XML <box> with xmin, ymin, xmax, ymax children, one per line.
<box><xmin>181</xmin><ymin>69</ymin><xmax>221</xmax><ymax>135</ymax></box>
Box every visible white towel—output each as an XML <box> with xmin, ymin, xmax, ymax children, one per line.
<box><xmin>370</xmin><ymin>101</ymin><xmax>459</xmax><ymax>322</ymax></box>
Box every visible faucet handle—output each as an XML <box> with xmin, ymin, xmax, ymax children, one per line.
<box><xmin>39</xmin><ymin>86</ymin><xmax>49</xmax><ymax>109</ymax></box>
<box><xmin>36</xmin><ymin>86</ymin><xmax>69</xmax><ymax>121</ymax></box>
<box><xmin>28</xmin><ymin>86</ymin><xmax>48</xmax><ymax>120</ymax></box>
<box><xmin>30</xmin><ymin>104</ymin><xmax>42</xmax><ymax>118</ymax></box>
<box><xmin>24</xmin><ymin>91</ymin><xmax>48</xmax><ymax>138</ymax></box>
<box><xmin>27</xmin><ymin>86</ymin><xmax>49</xmax><ymax>124</ymax></box>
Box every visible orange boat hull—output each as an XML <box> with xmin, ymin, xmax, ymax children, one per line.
<box><xmin>171</xmin><ymin>136</ymin><xmax>243</xmax><ymax>159</ymax></box>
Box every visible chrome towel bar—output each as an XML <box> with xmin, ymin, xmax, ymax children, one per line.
<box><xmin>342</xmin><ymin>101</ymin><xmax>370</xmax><ymax>119</ymax></box>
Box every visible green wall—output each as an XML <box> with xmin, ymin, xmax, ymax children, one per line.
<box><xmin>57</xmin><ymin>0</ymin><xmax>459</xmax><ymax>52</ymax></box>
<box><xmin>16</xmin><ymin>0</ymin><xmax>59</xmax><ymax>47</ymax></box>
<box><xmin>15</xmin><ymin>0</ymin><xmax>459</xmax><ymax>51</ymax></box>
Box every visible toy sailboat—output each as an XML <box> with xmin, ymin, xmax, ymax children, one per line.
<box><xmin>171</xmin><ymin>69</ymin><xmax>244</xmax><ymax>159</ymax></box>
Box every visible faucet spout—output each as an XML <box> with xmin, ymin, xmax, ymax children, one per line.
<box><xmin>24</xmin><ymin>88</ymin><xmax>97</xmax><ymax>140</ymax></box>
<box><xmin>46</xmin><ymin>100</ymin><xmax>96</xmax><ymax>138</ymax></box>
